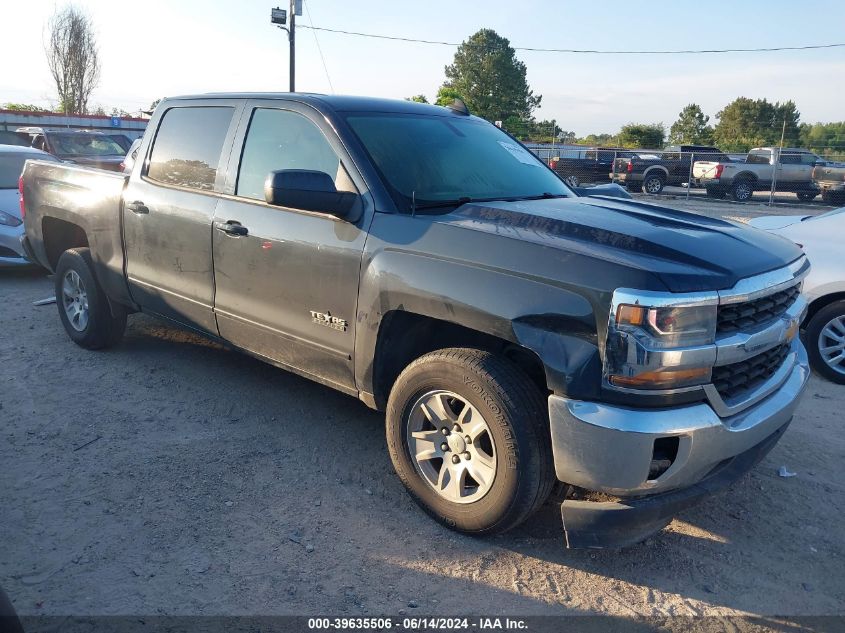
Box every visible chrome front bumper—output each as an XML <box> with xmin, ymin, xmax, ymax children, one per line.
<box><xmin>548</xmin><ymin>338</ymin><xmax>810</xmax><ymax>496</ymax></box>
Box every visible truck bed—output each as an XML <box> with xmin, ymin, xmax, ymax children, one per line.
<box><xmin>21</xmin><ymin>160</ymin><xmax>133</xmax><ymax>308</ymax></box>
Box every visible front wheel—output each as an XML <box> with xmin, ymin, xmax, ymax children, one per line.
<box><xmin>805</xmin><ymin>300</ymin><xmax>845</xmax><ymax>384</ymax></box>
<box><xmin>55</xmin><ymin>248</ymin><xmax>126</xmax><ymax>349</ymax></box>
<box><xmin>386</xmin><ymin>349</ymin><xmax>554</xmax><ymax>535</ymax></box>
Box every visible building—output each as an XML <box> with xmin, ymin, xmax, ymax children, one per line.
<box><xmin>0</xmin><ymin>109</ymin><xmax>148</xmax><ymax>140</ymax></box>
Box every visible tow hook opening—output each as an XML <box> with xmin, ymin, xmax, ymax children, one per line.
<box><xmin>648</xmin><ymin>436</ymin><xmax>680</xmax><ymax>480</ymax></box>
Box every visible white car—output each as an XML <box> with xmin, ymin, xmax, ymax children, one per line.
<box><xmin>0</xmin><ymin>145</ymin><xmax>58</xmax><ymax>267</ymax></box>
<box><xmin>750</xmin><ymin>208</ymin><xmax>845</xmax><ymax>383</ymax></box>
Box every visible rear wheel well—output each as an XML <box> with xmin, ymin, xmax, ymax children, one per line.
<box><xmin>372</xmin><ymin>311</ymin><xmax>548</xmax><ymax>410</ymax></box>
<box><xmin>733</xmin><ymin>172</ymin><xmax>758</xmax><ymax>185</ymax></box>
<box><xmin>42</xmin><ymin>218</ymin><xmax>89</xmax><ymax>271</ymax></box>
<box><xmin>806</xmin><ymin>292</ymin><xmax>845</xmax><ymax>325</ymax></box>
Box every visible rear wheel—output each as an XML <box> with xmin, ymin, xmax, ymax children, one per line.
<box><xmin>729</xmin><ymin>180</ymin><xmax>754</xmax><ymax>202</ymax></box>
<box><xmin>55</xmin><ymin>248</ymin><xmax>126</xmax><ymax>349</ymax></box>
<box><xmin>386</xmin><ymin>348</ymin><xmax>554</xmax><ymax>535</ymax></box>
<box><xmin>642</xmin><ymin>173</ymin><xmax>665</xmax><ymax>194</ymax></box>
<box><xmin>797</xmin><ymin>191</ymin><xmax>818</xmax><ymax>202</ymax></box>
<box><xmin>563</xmin><ymin>174</ymin><xmax>580</xmax><ymax>187</ymax></box>
<box><xmin>805</xmin><ymin>300</ymin><xmax>845</xmax><ymax>384</ymax></box>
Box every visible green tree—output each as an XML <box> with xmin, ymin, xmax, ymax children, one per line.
<box><xmin>713</xmin><ymin>97</ymin><xmax>801</xmax><ymax>152</ymax></box>
<box><xmin>668</xmin><ymin>104</ymin><xmax>713</xmax><ymax>145</ymax></box>
<box><xmin>800</xmin><ymin>121</ymin><xmax>845</xmax><ymax>158</ymax></box>
<box><xmin>405</xmin><ymin>94</ymin><xmax>429</xmax><ymax>104</ymax></box>
<box><xmin>577</xmin><ymin>133</ymin><xmax>616</xmax><ymax>146</ymax></box>
<box><xmin>618</xmin><ymin>123</ymin><xmax>665</xmax><ymax>149</ymax></box>
<box><xmin>435</xmin><ymin>85</ymin><xmax>463</xmax><ymax>107</ymax></box>
<box><xmin>1</xmin><ymin>102</ymin><xmax>49</xmax><ymax>112</ymax></box>
<box><xmin>440</xmin><ymin>29</ymin><xmax>541</xmax><ymax>122</ymax></box>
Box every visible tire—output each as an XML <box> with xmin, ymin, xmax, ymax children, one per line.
<box><xmin>805</xmin><ymin>300</ymin><xmax>845</xmax><ymax>385</ymax></box>
<box><xmin>55</xmin><ymin>248</ymin><xmax>126</xmax><ymax>349</ymax></box>
<box><xmin>563</xmin><ymin>174</ymin><xmax>579</xmax><ymax>187</ymax></box>
<box><xmin>385</xmin><ymin>348</ymin><xmax>555</xmax><ymax>536</ymax></box>
<box><xmin>729</xmin><ymin>180</ymin><xmax>754</xmax><ymax>202</ymax></box>
<box><xmin>821</xmin><ymin>190</ymin><xmax>845</xmax><ymax>205</ymax></box>
<box><xmin>797</xmin><ymin>191</ymin><xmax>818</xmax><ymax>202</ymax></box>
<box><xmin>642</xmin><ymin>173</ymin><xmax>665</xmax><ymax>194</ymax></box>
<box><xmin>706</xmin><ymin>186</ymin><xmax>727</xmax><ymax>199</ymax></box>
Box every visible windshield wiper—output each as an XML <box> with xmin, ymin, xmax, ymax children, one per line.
<box><xmin>413</xmin><ymin>196</ymin><xmax>474</xmax><ymax>211</ymax></box>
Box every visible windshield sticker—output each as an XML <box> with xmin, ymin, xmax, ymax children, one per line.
<box><xmin>497</xmin><ymin>141</ymin><xmax>538</xmax><ymax>166</ymax></box>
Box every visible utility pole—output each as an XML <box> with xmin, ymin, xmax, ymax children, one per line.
<box><xmin>289</xmin><ymin>0</ymin><xmax>296</xmax><ymax>92</ymax></box>
<box><xmin>271</xmin><ymin>2</ymin><xmax>301</xmax><ymax>92</ymax></box>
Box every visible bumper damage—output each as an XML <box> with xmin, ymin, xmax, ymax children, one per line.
<box><xmin>549</xmin><ymin>340</ymin><xmax>810</xmax><ymax>548</ymax></box>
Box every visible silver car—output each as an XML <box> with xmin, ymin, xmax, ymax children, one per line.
<box><xmin>0</xmin><ymin>145</ymin><xmax>58</xmax><ymax>266</ymax></box>
<box><xmin>750</xmin><ymin>208</ymin><xmax>845</xmax><ymax>383</ymax></box>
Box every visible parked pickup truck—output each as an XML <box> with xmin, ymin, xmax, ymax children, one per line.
<box><xmin>693</xmin><ymin>147</ymin><xmax>823</xmax><ymax>202</ymax></box>
<box><xmin>613</xmin><ymin>145</ymin><xmax>729</xmax><ymax>194</ymax></box>
<box><xmin>21</xmin><ymin>93</ymin><xmax>811</xmax><ymax>548</ymax></box>
<box><xmin>15</xmin><ymin>127</ymin><xmax>126</xmax><ymax>172</ymax></box>
<box><xmin>549</xmin><ymin>147</ymin><xmax>634</xmax><ymax>187</ymax></box>
<box><xmin>812</xmin><ymin>163</ymin><xmax>845</xmax><ymax>204</ymax></box>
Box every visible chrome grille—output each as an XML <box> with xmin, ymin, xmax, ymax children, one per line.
<box><xmin>717</xmin><ymin>284</ymin><xmax>800</xmax><ymax>334</ymax></box>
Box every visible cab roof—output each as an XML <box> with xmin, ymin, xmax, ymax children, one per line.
<box><xmin>166</xmin><ymin>92</ymin><xmax>472</xmax><ymax>117</ymax></box>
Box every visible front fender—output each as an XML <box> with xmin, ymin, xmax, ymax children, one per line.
<box><xmin>354</xmin><ymin>246</ymin><xmax>602</xmax><ymax>399</ymax></box>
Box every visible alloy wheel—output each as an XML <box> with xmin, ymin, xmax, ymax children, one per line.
<box><xmin>62</xmin><ymin>270</ymin><xmax>89</xmax><ymax>332</ymax></box>
<box><xmin>405</xmin><ymin>390</ymin><xmax>497</xmax><ymax>504</ymax></box>
<box><xmin>819</xmin><ymin>315</ymin><xmax>845</xmax><ymax>376</ymax></box>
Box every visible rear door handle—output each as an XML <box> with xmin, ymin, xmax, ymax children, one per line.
<box><xmin>215</xmin><ymin>220</ymin><xmax>249</xmax><ymax>236</ymax></box>
<box><xmin>127</xmin><ymin>200</ymin><xmax>149</xmax><ymax>214</ymax></box>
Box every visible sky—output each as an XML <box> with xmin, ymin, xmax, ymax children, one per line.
<box><xmin>2</xmin><ymin>0</ymin><xmax>844</xmax><ymax>135</ymax></box>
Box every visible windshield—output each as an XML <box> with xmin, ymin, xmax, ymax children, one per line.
<box><xmin>345</xmin><ymin>113</ymin><xmax>572</xmax><ymax>211</ymax></box>
<box><xmin>50</xmin><ymin>133</ymin><xmax>124</xmax><ymax>157</ymax></box>
<box><xmin>0</xmin><ymin>153</ymin><xmax>56</xmax><ymax>188</ymax></box>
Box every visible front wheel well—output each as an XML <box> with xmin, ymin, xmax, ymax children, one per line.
<box><xmin>372</xmin><ymin>311</ymin><xmax>548</xmax><ymax>410</ymax></box>
<box><xmin>805</xmin><ymin>292</ymin><xmax>845</xmax><ymax>325</ymax></box>
<box><xmin>42</xmin><ymin>217</ymin><xmax>89</xmax><ymax>271</ymax></box>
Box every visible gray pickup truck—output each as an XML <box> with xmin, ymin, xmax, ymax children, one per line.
<box><xmin>21</xmin><ymin>93</ymin><xmax>810</xmax><ymax>548</ymax></box>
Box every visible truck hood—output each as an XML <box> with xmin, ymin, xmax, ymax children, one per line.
<box><xmin>438</xmin><ymin>196</ymin><xmax>802</xmax><ymax>293</ymax></box>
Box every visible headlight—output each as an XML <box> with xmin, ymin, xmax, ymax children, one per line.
<box><xmin>615</xmin><ymin>304</ymin><xmax>716</xmax><ymax>348</ymax></box>
<box><xmin>605</xmin><ymin>293</ymin><xmax>718</xmax><ymax>391</ymax></box>
<box><xmin>0</xmin><ymin>209</ymin><xmax>22</xmax><ymax>227</ymax></box>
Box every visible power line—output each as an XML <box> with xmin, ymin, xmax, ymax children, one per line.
<box><xmin>297</xmin><ymin>25</ymin><xmax>845</xmax><ymax>55</ymax></box>
<box><xmin>303</xmin><ymin>0</ymin><xmax>334</xmax><ymax>93</ymax></box>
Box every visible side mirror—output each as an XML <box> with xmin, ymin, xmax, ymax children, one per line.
<box><xmin>264</xmin><ymin>169</ymin><xmax>359</xmax><ymax>219</ymax></box>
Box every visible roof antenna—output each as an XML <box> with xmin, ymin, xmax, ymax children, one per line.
<box><xmin>446</xmin><ymin>98</ymin><xmax>470</xmax><ymax>116</ymax></box>
<box><xmin>411</xmin><ymin>190</ymin><xmax>417</xmax><ymax>217</ymax></box>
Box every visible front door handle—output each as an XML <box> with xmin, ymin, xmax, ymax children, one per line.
<box><xmin>215</xmin><ymin>220</ymin><xmax>249</xmax><ymax>236</ymax></box>
<box><xmin>127</xmin><ymin>200</ymin><xmax>149</xmax><ymax>214</ymax></box>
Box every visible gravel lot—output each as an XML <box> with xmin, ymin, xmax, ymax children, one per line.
<box><xmin>1</xmin><ymin>198</ymin><xmax>843</xmax><ymax>622</ymax></box>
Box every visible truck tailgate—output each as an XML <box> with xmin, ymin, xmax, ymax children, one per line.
<box><xmin>692</xmin><ymin>161</ymin><xmax>722</xmax><ymax>179</ymax></box>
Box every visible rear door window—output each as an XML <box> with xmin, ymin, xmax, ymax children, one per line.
<box><xmin>147</xmin><ymin>106</ymin><xmax>234</xmax><ymax>191</ymax></box>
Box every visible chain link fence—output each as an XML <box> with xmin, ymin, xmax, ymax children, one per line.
<box><xmin>502</xmin><ymin>120</ymin><xmax>845</xmax><ymax>208</ymax></box>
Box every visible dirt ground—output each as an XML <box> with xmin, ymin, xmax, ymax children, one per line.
<box><xmin>1</xmin><ymin>199</ymin><xmax>843</xmax><ymax>622</ymax></box>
